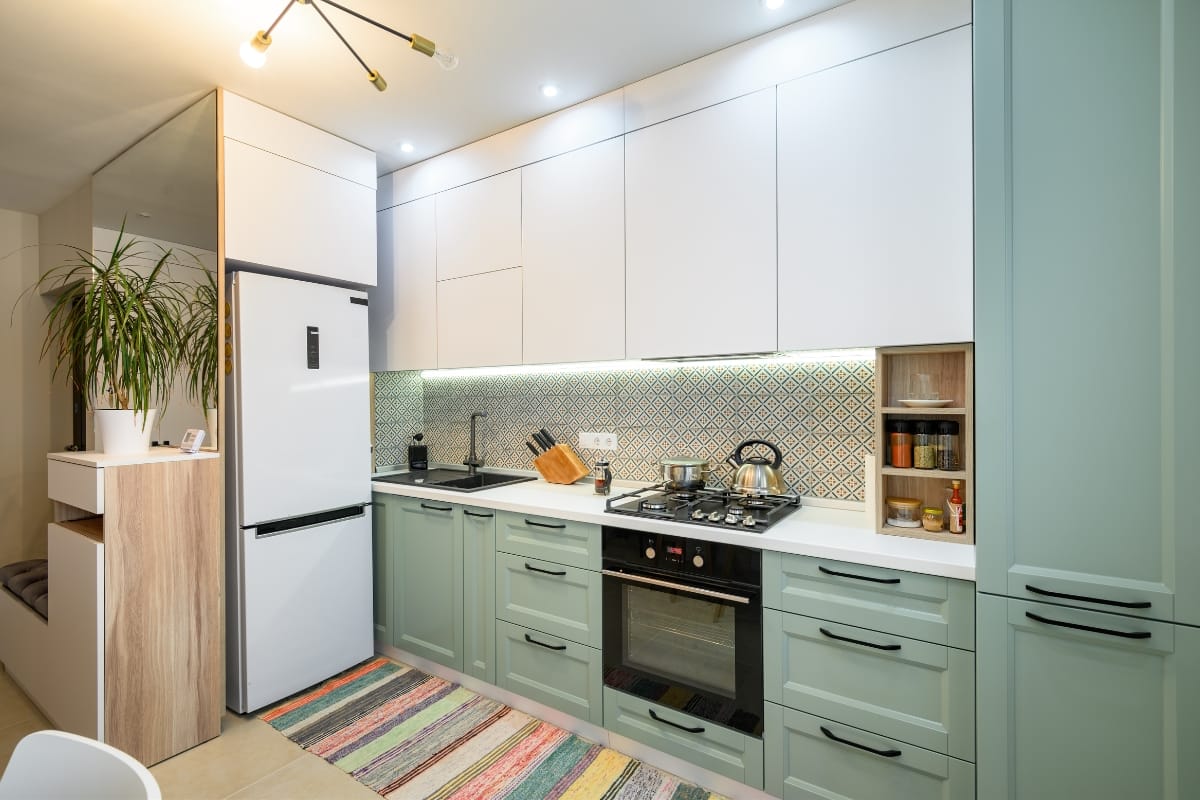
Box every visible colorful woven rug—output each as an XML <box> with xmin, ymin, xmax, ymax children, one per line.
<box><xmin>261</xmin><ymin>656</ymin><xmax>727</xmax><ymax>800</ymax></box>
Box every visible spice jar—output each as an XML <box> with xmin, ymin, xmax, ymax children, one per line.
<box><xmin>889</xmin><ymin>421</ymin><xmax>913</xmax><ymax>469</ymax></box>
<box><xmin>913</xmin><ymin>421</ymin><xmax>936</xmax><ymax>469</ymax></box>
<box><xmin>936</xmin><ymin>420</ymin><xmax>960</xmax><ymax>471</ymax></box>
<box><xmin>885</xmin><ymin>496</ymin><xmax>922</xmax><ymax>528</ymax></box>
<box><xmin>592</xmin><ymin>459</ymin><xmax>612</xmax><ymax>495</ymax></box>
<box><xmin>922</xmin><ymin>507</ymin><xmax>944</xmax><ymax>532</ymax></box>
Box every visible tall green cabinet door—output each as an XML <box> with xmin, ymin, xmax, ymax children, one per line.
<box><xmin>371</xmin><ymin>493</ymin><xmax>395</xmax><ymax>644</ymax></box>
<box><xmin>974</xmin><ymin>0</ymin><xmax>1200</xmax><ymax>623</ymax></box>
<box><xmin>462</xmin><ymin>506</ymin><xmax>496</xmax><ymax>684</ymax></box>
<box><xmin>976</xmin><ymin>594</ymin><xmax>1200</xmax><ymax>799</ymax></box>
<box><xmin>392</xmin><ymin>497</ymin><xmax>464</xmax><ymax>671</ymax></box>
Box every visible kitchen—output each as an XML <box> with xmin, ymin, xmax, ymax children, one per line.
<box><xmin>0</xmin><ymin>0</ymin><xmax>1194</xmax><ymax>799</ymax></box>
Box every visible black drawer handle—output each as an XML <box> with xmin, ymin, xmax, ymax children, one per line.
<box><xmin>464</xmin><ymin>510</ymin><xmax>494</xmax><ymax>518</ymax></box>
<box><xmin>1025</xmin><ymin>584</ymin><xmax>1151</xmax><ymax>609</ymax></box>
<box><xmin>524</xmin><ymin>519</ymin><xmax>567</xmax><ymax>530</ymax></box>
<box><xmin>820</xmin><ymin>627</ymin><xmax>901</xmax><ymax>651</ymax></box>
<box><xmin>524</xmin><ymin>562</ymin><xmax>567</xmax><ymax>576</ymax></box>
<box><xmin>648</xmin><ymin>709</ymin><xmax>705</xmax><ymax>734</ymax></box>
<box><xmin>818</xmin><ymin>565</ymin><xmax>900</xmax><ymax>584</ymax></box>
<box><xmin>420</xmin><ymin>503</ymin><xmax>453</xmax><ymax>512</ymax></box>
<box><xmin>1025</xmin><ymin>611</ymin><xmax>1151</xmax><ymax>640</ymax></box>
<box><xmin>524</xmin><ymin>634</ymin><xmax>567</xmax><ymax>651</ymax></box>
<box><xmin>820</xmin><ymin>725</ymin><xmax>901</xmax><ymax>758</ymax></box>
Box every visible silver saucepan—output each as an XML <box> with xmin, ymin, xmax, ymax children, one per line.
<box><xmin>660</xmin><ymin>457</ymin><xmax>716</xmax><ymax>490</ymax></box>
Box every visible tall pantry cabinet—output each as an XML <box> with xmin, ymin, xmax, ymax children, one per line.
<box><xmin>973</xmin><ymin>1</ymin><xmax>1200</xmax><ymax>797</ymax></box>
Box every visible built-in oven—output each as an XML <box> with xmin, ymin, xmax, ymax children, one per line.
<box><xmin>601</xmin><ymin>526</ymin><xmax>763</xmax><ymax>737</ymax></box>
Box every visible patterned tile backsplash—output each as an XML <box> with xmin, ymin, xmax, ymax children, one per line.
<box><xmin>373</xmin><ymin>358</ymin><xmax>875</xmax><ymax>501</ymax></box>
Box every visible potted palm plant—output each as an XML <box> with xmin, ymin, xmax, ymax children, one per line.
<box><xmin>30</xmin><ymin>222</ymin><xmax>187</xmax><ymax>454</ymax></box>
<box><xmin>181</xmin><ymin>269</ymin><xmax>219</xmax><ymax>445</ymax></box>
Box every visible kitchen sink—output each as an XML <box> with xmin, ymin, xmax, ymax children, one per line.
<box><xmin>374</xmin><ymin>469</ymin><xmax>534</xmax><ymax>492</ymax></box>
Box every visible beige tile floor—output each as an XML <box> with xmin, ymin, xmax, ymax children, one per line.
<box><xmin>0</xmin><ymin>669</ymin><xmax>376</xmax><ymax>799</ymax></box>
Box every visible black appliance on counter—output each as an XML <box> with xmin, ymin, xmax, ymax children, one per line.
<box><xmin>601</xmin><ymin>526</ymin><xmax>764</xmax><ymax>736</ymax></box>
<box><xmin>605</xmin><ymin>484</ymin><xmax>800</xmax><ymax>532</ymax></box>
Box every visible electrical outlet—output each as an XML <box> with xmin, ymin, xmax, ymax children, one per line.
<box><xmin>579</xmin><ymin>432</ymin><xmax>618</xmax><ymax>451</ymax></box>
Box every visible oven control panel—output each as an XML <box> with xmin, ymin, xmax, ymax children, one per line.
<box><xmin>603</xmin><ymin>526</ymin><xmax>760</xmax><ymax>587</ymax></box>
<box><xmin>643</xmin><ymin>535</ymin><xmax>708</xmax><ymax>569</ymax></box>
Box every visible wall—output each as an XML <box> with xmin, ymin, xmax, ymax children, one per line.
<box><xmin>374</xmin><ymin>356</ymin><xmax>875</xmax><ymax>502</ymax></box>
<box><xmin>0</xmin><ymin>208</ymin><xmax>55</xmax><ymax>561</ymax></box>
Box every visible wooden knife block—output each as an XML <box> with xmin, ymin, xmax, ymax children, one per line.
<box><xmin>533</xmin><ymin>444</ymin><xmax>590</xmax><ymax>485</ymax></box>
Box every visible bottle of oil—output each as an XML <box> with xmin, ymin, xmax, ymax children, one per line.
<box><xmin>947</xmin><ymin>480</ymin><xmax>965</xmax><ymax>534</ymax></box>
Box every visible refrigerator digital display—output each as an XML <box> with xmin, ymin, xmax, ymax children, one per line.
<box><xmin>306</xmin><ymin>326</ymin><xmax>319</xmax><ymax>369</ymax></box>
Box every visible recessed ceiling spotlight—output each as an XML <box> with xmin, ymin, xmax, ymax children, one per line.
<box><xmin>541</xmin><ymin>84</ymin><xmax>559</xmax><ymax>98</ymax></box>
<box><xmin>400</xmin><ymin>142</ymin><xmax>414</xmax><ymax>154</ymax></box>
<box><xmin>137</xmin><ymin>211</ymin><xmax>152</xmax><ymax>218</ymax></box>
<box><xmin>762</xmin><ymin>0</ymin><xmax>785</xmax><ymax>9</ymax></box>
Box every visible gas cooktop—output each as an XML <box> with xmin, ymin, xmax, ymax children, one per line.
<box><xmin>604</xmin><ymin>484</ymin><xmax>800</xmax><ymax>532</ymax></box>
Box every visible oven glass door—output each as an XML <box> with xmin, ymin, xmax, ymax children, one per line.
<box><xmin>602</xmin><ymin>570</ymin><xmax>763</xmax><ymax>736</ymax></box>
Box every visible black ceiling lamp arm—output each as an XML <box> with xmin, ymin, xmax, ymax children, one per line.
<box><xmin>314</xmin><ymin>0</ymin><xmax>415</xmax><ymax>45</ymax></box>
<box><xmin>263</xmin><ymin>0</ymin><xmax>297</xmax><ymax>38</ymax></box>
<box><xmin>309</xmin><ymin>0</ymin><xmax>373</xmax><ymax>75</ymax></box>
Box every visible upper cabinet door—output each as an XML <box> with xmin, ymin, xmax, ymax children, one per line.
<box><xmin>777</xmin><ymin>27</ymin><xmax>973</xmax><ymax>351</ymax></box>
<box><xmin>975</xmin><ymin>0</ymin><xmax>1199</xmax><ymax>624</ymax></box>
<box><xmin>437</xmin><ymin>268</ymin><xmax>523</xmax><ymax>368</ymax></box>
<box><xmin>224</xmin><ymin>139</ymin><xmax>377</xmax><ymax>286</ymax></box>
<box><xmin>435</xmin><ymin>171</ymin><xmax>521</xmax><ymax>281</ymax></box>
<box><xmin>369</xmin><ymin>198</ymin><xmax>438</xmax><ymax>372</ymax></box>
<box><xmin>625</xmin><ymin>89</ymin><xmax>777</xmax><ymax>359</ymax></box>
<box><xmin>522</xmin><ymin>138</ymin><xmax>625</xmax><ymax>365</ymax></box>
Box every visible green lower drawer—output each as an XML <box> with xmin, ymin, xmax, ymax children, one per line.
<box><xmin>495</xmin><ymin>619</ymin><xmax>602</xmax><ymax>725</ymax></box>
<box><xmin>495</xmin><ymin>551</ymin><xmax>602</xmax><ymax>647</ymax></box>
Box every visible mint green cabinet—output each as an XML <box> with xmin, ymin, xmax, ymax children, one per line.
<box><xmin>976</xmin><ymin>594</ymin><xmax>1200</xmax><ymax>800</ymax></box>
<box><xmin>974</xmin><ymin>0</ymin><xmax>1199</xmax><ymax>623</ymax></box>
<box><xmin>494</xmin><ymin>552</ymin><xmax>602</xmax><ymax>648</ymax></box>
<box><xmin>463</xmin><ymin>506</ymin><xmax>496</xmax><ymax>683</ymax></box>
<box><xmin>495</xmin><ymin>620</ymin><xmax>602</xmax><ymax>725</ymax></box>
<box><xmin>371</xmin><ymin>493</ymin><xmax>394</xmax><ymax>644</ymax></box>
<box><xmin>765</xmin><ymin>702</ymin><xmax>975</xmax><ymax>800</ymax></box>
<box><xmin>495</xmin><ymin>511</ymin><xmax>600</xmax><ymax>571</ymax></box>
<box><xmin>391</xmin><ymin>497</ymin><xmax>464</xmax><ymax>670</ymax></box>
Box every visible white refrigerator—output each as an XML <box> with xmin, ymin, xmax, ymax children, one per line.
<box><xmin>225</xmin><ymin>270</ymin><xmax>373</xmax><ymax>713</ymax></box>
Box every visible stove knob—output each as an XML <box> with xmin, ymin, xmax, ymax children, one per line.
<box><xmin>743</xmin><ymin>516</ymin><xmax>757</xmax><ymax>528</ymax></box>
<box><xmin>707</xmin><ymin>511</ymin><xmax>724</xmax><ymax>523</ymax></box>
<box><xmin>724</xmin><ymin>514</ymin><xmax>740</xmax><ymax>525</ymax></box>
<box><xmin>691</xmin><ymin>509</ymin><xmax>707</xmax><ymax>520</ymax></box>
<box><xmin>692</xmin><ymin>554</ymin><xmax>705</xmax><ymax>569</ymax></box>
<box><xmin>645</xmin><ymin>546</ymin><xmax>656</xmax><ymax>560</ymax></box>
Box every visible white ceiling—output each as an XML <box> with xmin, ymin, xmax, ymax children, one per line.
<box><xmin>0</xmin><ymin>0</ymin><xmax>845</xmax><ymax>215</ymax></box>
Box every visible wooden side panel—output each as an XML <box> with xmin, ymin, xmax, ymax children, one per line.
<box><xmin>102</xmin><ymin>458</ymin><xmax>221</xmax><ymax>766</ymax></box>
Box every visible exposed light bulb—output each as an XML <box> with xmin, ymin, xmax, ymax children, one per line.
<box><xmin>541</xmin><ymin>84</ymin><xmax>559</xmax><ymax>98</ymax></box>
<box><xmin>239</xmin><ymin>31</ymin><xmax>271</xmax><ymax>69</ymax></box>
<box><xmin>762</xmin><ymin>0</ymin><xmax>785</xmax><ymax>8</ymax></box>
<box><xmin>400</xmin><ymin>142</ymin><xmax>414</xmax><ymax>154</ymax></box>
<box><xmin>432</xmin><ymin>48</ymin><xmax>459</xmax><ymax>71</ymax></box>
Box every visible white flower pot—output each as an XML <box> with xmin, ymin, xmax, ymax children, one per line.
<box><xmin>94</xmin><ymin>409</ymin><xmax>158</xmax><ymax>454</ymax></box>
<box><xmin>205</xmin><ymin>407</ymin><xmax>218</xmax><ymax>447</ymax></box>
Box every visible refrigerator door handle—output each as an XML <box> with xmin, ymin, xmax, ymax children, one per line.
<box><xmin>251</xmin><ymin>504</ymin><xmax>367</xmax><ymax>538</ymax></box>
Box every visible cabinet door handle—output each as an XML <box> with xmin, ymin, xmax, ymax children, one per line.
<box><xmin>420</xmin><ymin>503</ymin><xmax>453</xmax><ymax>512</ymax></box>
<box><xmin>464</xmin><ymin>510</ymin><xmax>494</xmax><ymax>518</ymax></box>
<box><xmin>818</xmin><ymin>565</ymin><xmax>900</xmax><ymax>584</ymax></box>
<box><xmin>524</xmin><ymin>519</ymin><xmax>566</xmax><ymax>530</ymax></box>
<box><xmin>524</xmin><ymin>633</ymin><xmax>567</xmax><ymax>651</ymax></box>
<box><xmin>1025</xmin><ymin>584</ymin><xmax>1151</xmax><ymax>609</ymax></box>
<box><xmin>648</xmin><ymin>709</ymin><xmax>705</xmax><ymax>734</ymax></box>
<box><xmin>819</xmin><ymin>627</ymin><xmax>901</xmax><ymax>651</ymax></box>
<box><xmin>1024</xmin><ymin>611</ymin><xmax>1151</xmax><ymax>640</ymax></box>
<box><xmin>524</xmin><ymin>562</ymin><xmax>567</xmax><ymax>576</ymax></box>
<box><xmin>820</xmin><ymin>725</ymin><xmax>901</xmax><ymax>758</ymax></box>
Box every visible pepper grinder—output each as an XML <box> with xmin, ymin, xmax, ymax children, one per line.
<box><xmin>593</xmin><ymin>459</ymin><xmax>612</xmax><ymax>495</ymax></box>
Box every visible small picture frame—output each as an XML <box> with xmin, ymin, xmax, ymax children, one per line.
<box><xmin>180</xmin><ymin>429</ymin><xmax>206</xmax><ymax>453</ymax></box>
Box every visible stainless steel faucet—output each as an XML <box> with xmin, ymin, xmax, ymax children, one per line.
<box><xmin>464</xmin><ymin>411</ymin><xmax>488</xmax><ymax>475</ymax></box>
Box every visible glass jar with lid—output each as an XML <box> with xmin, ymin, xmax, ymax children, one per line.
<box><xmin>936</xmin><ymin>420</ymin><xmax>960</xmax><ymax>471</ymax></box>
<box><xmin>885</xmin><ymin>496</ymin><xmax>922</xmax><ymax>528</ymax></box>
<box><xmin>913</xmin><ymin>421</ymin><xmax>936</xmax><ymax>469</ymax></box>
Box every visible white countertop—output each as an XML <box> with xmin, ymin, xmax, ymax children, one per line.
<box><xmin>372</xmin><ymin>475</ymin><xmax>975</xmax><ymax>581</ymax></box>
<box><xmin>48</xmin><ymin>447</ymin><xmax>220</xmax><ymax>468</ymax></box>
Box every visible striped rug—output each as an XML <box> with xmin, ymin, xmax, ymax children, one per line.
<box><xmin>261</xmin><ymin>656</ymin><xmax>727</xmax><ymax>800</ymax></box>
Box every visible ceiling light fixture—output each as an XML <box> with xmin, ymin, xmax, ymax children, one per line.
<box><xmin>399</xmin><ymin>142</ymin><xmax>414</xmax><ymax>153</ymax></box>
<box><xmin>541</xmin><ymin>84</ymin><xmax>560</xmax><ymax>98</ymax></box>
<box><xmin>762</xmin><ymin>0</ymin><xmax>786</xmax><ymax>9</ymax></box>
<box><xmin>239</xmin><ymin>0</ymin><xmax>458</xmax><ymax>91</ymax></box>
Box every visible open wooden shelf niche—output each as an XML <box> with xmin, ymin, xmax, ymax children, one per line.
<box><xmin>875</xmin><ymin>344</ymin><xmax>974</xmax><ymax>545</ymax></box>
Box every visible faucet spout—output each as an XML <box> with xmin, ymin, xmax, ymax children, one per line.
<box><xmin>465</xmin><ymin>411</ymin><xmax>488</xmax><ymax>475</ymax></box>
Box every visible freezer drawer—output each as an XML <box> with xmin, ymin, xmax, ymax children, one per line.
<box><xmin>230</xmin><ymin>506</ymin><xmax>373</xmax><ymax>712</ymax></box>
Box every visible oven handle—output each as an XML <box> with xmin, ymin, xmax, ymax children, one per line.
<box><xmin>601</xmin><ymin>569</ymin><xmax>751</xmax><ymax>605</ymax></box>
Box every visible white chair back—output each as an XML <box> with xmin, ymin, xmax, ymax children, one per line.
<box><xmin>0</xmin><ymin>730</ymin><xmax>161</xmax><ymax>800</ymax></box>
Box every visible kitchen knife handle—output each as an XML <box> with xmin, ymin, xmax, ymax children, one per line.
<box><xmin>539</xmin><ymin>428</ymin><xmax>556</xmax><ymax>445</ymax></box>
<box><xmin>526</xmin><ymin>441</ymin><xmax>541</xmax><ymax>457</ymax></box>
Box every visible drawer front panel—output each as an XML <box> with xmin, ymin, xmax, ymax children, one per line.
<box><xmin>48</xmin><ymin>460</ymin><xmax>104</xmax><ymax>514</ymax></box>
<box><xmin>495</xmin><ymin>552</ymin><xmax>601</xmax><ymax>648</ymax></box>
<box><xmin>496</xmin><ymin>511</ymin><xmax>599</xmax><ymax>571</ymax></box>
<box><xmin>764</xmin><ymin>610</ymin><xmax>975</xmax><ymax>761</ymax></box>
<box><xmin>763</xmin><ymin>552</ymin><xmax>975</xmax><ymax>649</ymax></box>
<box><xmin>603</xmin><ymin>687</ymin><xmax>764</xmax><ymax>788</ymax></box>
<box><xmin>495</xmin><ymin>619</ymin><xmax>602</xmax><ymax>725</ymax></box>
<box><xmin>765</xmin><ymin>703</ymin><xmax>976</xmax><ymax>800</ymax></box>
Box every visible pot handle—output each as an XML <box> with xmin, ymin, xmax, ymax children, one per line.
<box><xmin>732</xmin><ymin>439</ymin><xmax>783</xmax><ymax>469</ymax></box>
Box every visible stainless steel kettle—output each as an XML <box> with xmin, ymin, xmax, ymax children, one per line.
<box><xmin>726</xmin><ymin>439</ymin><xmax>785</xmax><ymax>495</ymax></box>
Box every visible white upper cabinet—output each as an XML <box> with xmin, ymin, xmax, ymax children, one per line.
<box><xmin>624</xmin><ymin>89</ymin><xmax>778</xmax><ymax>359</ymax></box>
<box><xmin>777</xmin><ymin>27</ymin><xmax>974</xmax><ymax>350</ymax></box>
<box><xmin>521</xmin><ymin>139</ymin><xmax>625</xmax><ymax>365</ymax></box>
<box><xmin>437</xmin><ymin>268</ymin><xmax>523</xmax><ymax>368</ymax></box>
<box><xmin>222</xmin><ymin>93</ymin><xmax>377</xmax><ymax>287</ymax></box>
<box><xmin>369</xmin><ymin>198</ymin><xmax>437</xmax><ymax>372</ymax></box>
<box><xmin>435</xmin><ymin>171</ymin><xmax>522</xmax><ymax>281</ymax></box>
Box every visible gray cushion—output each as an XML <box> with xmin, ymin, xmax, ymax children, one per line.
<box><xmin>0</xmin><ymin>559</ymin><xmax>46</xmax><ymax>585</ymax></box>
<box><xmin>7</xmin><ymin>566</ymin><xmax>48</xmax><ymax>595</ymax></box>
<box><xmin>31</xmin><ymin>593</ymin><xmax>48</xmax><ymax>620</ymax></box>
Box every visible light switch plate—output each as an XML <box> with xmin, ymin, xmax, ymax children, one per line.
<box><xmin>579</xmin><ymin>431</ymin><xmax>618</xmax><ymax>451</ymax></box>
